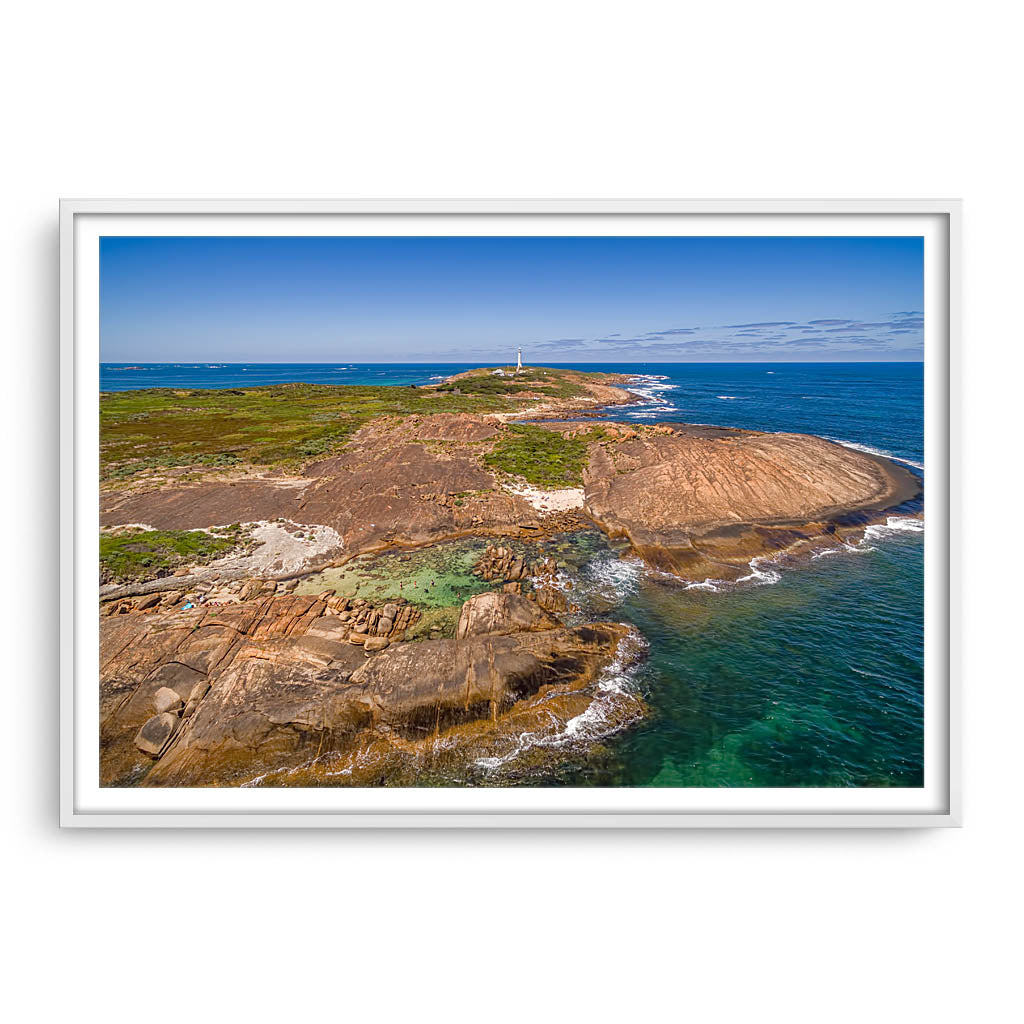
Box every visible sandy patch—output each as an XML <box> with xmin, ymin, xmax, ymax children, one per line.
<box><xmin>207</xmin><ymin>520</ymin><xmax>344</xmax><ymax>577</ymax></box>
<box><xmin>506</xmin><ymin>484</ymin><xmax>585</xmax><ymax>515</ymax></box>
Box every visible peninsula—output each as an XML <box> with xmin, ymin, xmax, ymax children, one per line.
<box><xmin>98</xmin><ymin>366</ymin><xmax>921</xmax><ymax>787</ymax></box>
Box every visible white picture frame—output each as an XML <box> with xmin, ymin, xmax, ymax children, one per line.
<box><xmin>60</xmin><ymin>198</ymin><xmax>960</xmax><ymax>828</ymax></box>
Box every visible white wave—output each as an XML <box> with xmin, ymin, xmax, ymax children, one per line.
<box><xmin>862</xmin><ymin>516</ymin><xmax>925</xmax><ymax>542</ymax></box>
<box><xmin>626</xmin><ymin>374</ymin><xmax>681</xmax><ymax>408</ymax></box>
<box><xmin>474</xmin><ymin>630</ymin><xmax>647</xmax><ymax>771</ymax></box>
<box><xmin>812</xmin><ymin>539</ymin><xmax>874</xmax><ymax>558</ymax></box>
<box><xmin>826</xmin><ymin>437</ymin><xmax>924</xmax><ymax>471</ymax></box>
<box><xmin>582</xmin><ymin>552</ymin><xmax>645</xmax><ymax>602</ymax></box>
<box><xmin>734</xmin><ymin>556</ymin><xmax>783</xmax><ymax>585</ymax></box>
<box><xmin>672</xmin><ymin>554</ymin><xmax>783</xmax><ymax>592</ymax></box>
<box><xmin>241</xmin><ymin>760</ymin><xmax>314</xmax><ymax>788</ymax></box>
<box><xmin>810</xmin><ymin>516</ymin><xmax>923</xmax><ymax>560</ymax></box>
<box><xmin>716</xmin><ymin>395</ymin><xmax>739</xmax><ymax>400</ymax></box>
<box><xmin>683</xmin><ymin>578</ymin><xmax>721</xmax><ymax>592</ymax></box>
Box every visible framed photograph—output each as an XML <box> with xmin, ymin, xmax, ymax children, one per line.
<box><xmin>60</xmin><ymin>199</ymin><xmax>959</xmax><ymax>827</ymax></box>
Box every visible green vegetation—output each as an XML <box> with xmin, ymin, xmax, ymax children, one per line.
<box><xmin>99</xmin><ymin>368</ymin><xmax>603</xmax><ymax>481</ymax></box>
<box><xmin>99</xmin><ymin>526</ymin><xmax>246</xmax><ymax>583</ymax></box>
<box><xmin>437</xmin><ymin>367</ymin><xmax>585</xmax><ymax>399</ymax></box>
<box><xmin>483</xmin><ymin>424</ymin><xmax>589</xmax><ymax>488</ymax></box>
<box><xmin>105</xmin><ymin>451</ymin><xmax>242</xmax><ymax>481</ymax></box>
<box><xmin>436</xmin><ymin>375</ymin><xmax>534</xmax><ymax>396</ymax></box>
<box><xmin>99</xmin><ymin>382</ymin><xmax>516</xmax><ymax>480</ymax></box>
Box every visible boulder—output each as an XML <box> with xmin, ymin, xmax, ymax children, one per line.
<box><xmin>535</xmin><ymin>586</ymin><xmax>569</xmax><ymax>615</ymax></box>
<box><xmin>188</xmin><ymin>680</ymin><xmax>211</xmax><ymax>703</ymax></box>
<box><xmin>153</xmin><ymin>686</ymin><xmax>184</xmax><ymax>714</ymax></box>
<box><xmin>363</xmin><ymin>636</ymin><xmax>391</xmax><ymax>652</ymax></box>
<box><xmin>306</xmin><ymin>615</ymin><xmax>350</xmax><ymax>641</ymax></box>
<box><xmin>134</xmin><ymin>712</ymin><xmax>179</xmax><ymax>757</ymax></box>
<box><xmin>456</xmin><ymin>590</ymin><xmax>560</xmax><ymax>641</ymax></box>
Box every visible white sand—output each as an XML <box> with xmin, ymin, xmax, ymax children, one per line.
<box><xmin>506</xmin><ymin>483</ymin><xmax>585</xmax><ymax>515</ymax></box>
<box><xmin>207</xmin><ymin>520</ymin><xmax>344</xmax><ymax>576</ymax></box>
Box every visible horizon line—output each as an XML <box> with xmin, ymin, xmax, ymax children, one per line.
<box><xmin>100</xmin><ymin>358</ymin><xmax>926</xmax><ymax>366</ymax></box>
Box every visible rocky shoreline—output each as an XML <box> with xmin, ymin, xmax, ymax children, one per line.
<box><xmin>101</xmin><ymin>586</ymin><xmax>635</xmax><ymax>787</ymax></box>
<box><xmin>98</xmin><ymin>366</ymin><xmax>922</xmax><ymax>786</ymax></box>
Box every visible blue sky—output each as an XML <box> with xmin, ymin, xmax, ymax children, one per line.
<box><xmin>100</xmin><ymin>236</ymin><xmax>923</xmax><ymax>362</ymax></box>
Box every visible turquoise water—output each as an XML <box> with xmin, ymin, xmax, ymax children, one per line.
<box><xmin>101</xmin><ymin>362</ymin><xmax>924</xmax><ymax>787</ymax></box>
<box><xmin>550</xmin><ymin>526</ymin><xmax>923</xmax><ymax>787</ymax></box>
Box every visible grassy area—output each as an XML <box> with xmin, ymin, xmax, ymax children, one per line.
<box><xmin>99</xmin><ymin>368</ymin><xmax>607</xmax><ymax>482</ymax></box>
<box><xmin>99</xmin><ymin>382</ymin><xmax>515</xmax><ymax>480</ymax></box>
<box><xmin>437</xmin><ymin>367</ymin><xmax>586</xmax><ymax>399</ymax></box>
<box><xmin>483</xmin><ymin>424</ymin><xmax>589</xmax><ymax>488</ymax></box>
<box><xmin>99</xmin><ymin>526</ymin><xmax>247</xmax><ymax>584</ymax></box>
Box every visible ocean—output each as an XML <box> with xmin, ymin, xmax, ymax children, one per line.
<box><xmin>100</xmin><ymin>362</ymin><xmax>924</xmax><ymax>787</ymax></box>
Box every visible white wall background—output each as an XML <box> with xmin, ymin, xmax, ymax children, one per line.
<box><xmin>3</xmin><ymin>2</ymin><xmax>1019</xmax><ymax>1020</ymax></box>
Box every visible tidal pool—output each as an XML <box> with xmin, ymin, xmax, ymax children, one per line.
<box><xmin>293</xmin><ymin>530</ymin><xmax>615</xmax><ymax>609</ymax></box>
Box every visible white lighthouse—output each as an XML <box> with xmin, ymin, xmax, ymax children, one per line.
<box><xmin>516</xmin><ymin>347</ymin><xmax>523</xmax><ymax>374</ymax></box>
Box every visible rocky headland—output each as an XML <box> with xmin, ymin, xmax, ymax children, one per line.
<box><xmin>101</xmin><ymin>587</ymin><xmax>634</xmax><ymax>786</ymax></box>
<box><xmin>98</xmin><ymin>365</ymin><xmax>922</xmax><ymax>786</ymax></box>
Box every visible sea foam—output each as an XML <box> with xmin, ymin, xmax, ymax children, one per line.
<box><xmin>474</xmin><ymin>629</ymin><xmax>647</xmax><ymax>771</ymax></box>
<box><xmin>827</xmin><ymin>437</ymin><xmax>924</xmax><ymax>472</ymax></box>
<box><xmin>625</xmin><ymin>373</ymin><xmax>682</xmax><ymax>418</ymax></box>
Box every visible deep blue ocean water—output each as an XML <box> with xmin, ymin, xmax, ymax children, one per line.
<box><xmin>100</xmin><ymin>362</ymin><xmax>924</xmax><ymax>787</ymax></box>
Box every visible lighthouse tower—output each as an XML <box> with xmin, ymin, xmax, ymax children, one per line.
<box><xmin>516</xmin><ymin>347</ymin><xmax>523</xmax><ymax>374</ymax></box>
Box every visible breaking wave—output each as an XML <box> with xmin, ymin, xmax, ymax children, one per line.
<box><xmin>625</xmin><ymin>373</ymin><xmax>681</xmax><ymax>419</ymax></box>
<box><xmin>580</xmin><ymin>551</ymin><xmax>646</xmax><ymax>602</ymax></box>
<box><xmin>474</xmin><ymin>629</ymin><xmax>648</xmax><ymax>771</ymax></box>
<box><xmin>826</xmin><ymin>437</ymin><xmax>924</xmax><ymax>471</ymax></box>
<box><xmin>812</xmin><ymin>516</ymin><xmax>924</xmax><ymax>558</ymax></box>
<box><xmin>679</xmin><ymin>554</ymin><xmax>784</xmax><ymax>593</ymax></box>
<box><xmin>862</xmin><ymin>516</ymin><xmax>925</xmax><ymax>541</ymax></box>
